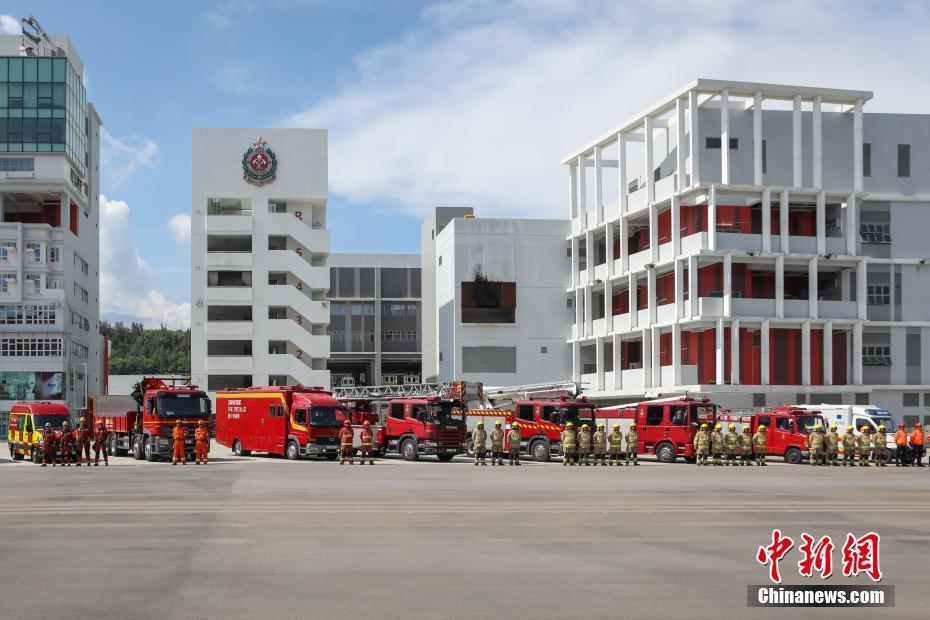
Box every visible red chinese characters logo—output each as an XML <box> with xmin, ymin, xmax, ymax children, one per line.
<box><xmin>757</xmin><ymin>531</ymin><xmax>882</xmax><ymax>584</ymax></box>
<box><xmin>841</xmin><ymin>532</ymin><xmax>882</xmax><ymax>582</ymax></box>
<box><xmin>798</xmin><ymin>534</ymin><xmax>834</xmax><ymax>579</ymax></box>
<box><xmin>756</xmin><ymin>529</ymin><xmax>794</xmax><ymax>584</ymax></box>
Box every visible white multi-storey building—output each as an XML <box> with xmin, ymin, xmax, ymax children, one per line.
<box><xmin>191</xmin><ymin>128</ymin><xmax>330</xmax><ymax>393</ymax></box>
<box><xmin>0</xmin><ymin>26</ymin><xmax>102</xmax><ymax>423</ymax></box>
<box><xmin>566</xmin><ymin>79</ymin><xmax>930</xmax><ymax>421</ymax></box>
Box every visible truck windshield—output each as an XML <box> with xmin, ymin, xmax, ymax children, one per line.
<box><xmin>562</xmin><ymin>405</ymin><xmax>596</xmax><ymax>427</ymax></box>
<box><xmin>156</xmin><ymin>394</ymin><xmax>210</xmax><ymax>417</ymax></box>
<box><xmin>795</xmin><ymin>415</ymin><xmax>823</xmax><ymax>434</ymax></box>
<box><xmin>33</xmin><ymin>414</ymin><xmax>70</xmax><ymax>429</ymax></box>
<box><xmin>691</xmin><ymin>404</ymin><xmax>716</xmax><ymax>426</ymax></box>
<box><xmin>866</xmin><ymin>410</ymin><xmax>894</xmax><ymax>428</ymax></box>
<box><xmin>428</xmin><ymin>402</ymin><xmax>466</xmax><ymax>426</ymax></box>
<box><xmin>309</xmin><ymin>405</ymin><xmax>349</xmax><ymax>427</ymax></box>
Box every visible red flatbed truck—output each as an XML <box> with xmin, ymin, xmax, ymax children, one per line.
<box><xmin>215</xmin><ymin>386</ymin><xmax>345</xmax><ymax>460</ymax></box>
<box><xmin>93</xmin><ymin>377</ymin><xmax>211</xmax><ymax>462</ymax></box>
<box><xmin>716</xmin><ymin>406</ymin><xmax>827</xmax><ymax>464</ymax></box>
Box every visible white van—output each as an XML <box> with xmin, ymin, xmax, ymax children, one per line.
<box><xmin>795</xmin><ymin>404</ymin><xmax>895</xmax><ymax>457</ymax></box>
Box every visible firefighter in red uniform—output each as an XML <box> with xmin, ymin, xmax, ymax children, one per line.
<box><xmin>339</xmin><ymin>420</ymin><xmax>355</xmax><ymax>465</ymax></box>
<box><xmin>194</xmin><ymin>420</ymin><xmax>210</xmax><ymax>465</ymax></box>
<box><xmin>359</xmin><ymin>420</ymin><xmax>375</xmax><ymax>465</ymax></box>
<box><xmin>41</xmin><ymin>422</ymin><xmax>57</xmax><ymax>466</ymax></box>
<box><xmin>93</xmin><ymin>420</ymin><xmax>109</xmax><ymax>466</ymax></box>
<box><xmin>75</xmin><ymin>417</ymin><xmax>92</xmax><ymax>466</ymax></box>
<box><xmin>172</xmin><ymin>419</ymin><xmax>187</xmax><ymax>465</ymax></box>
<box><xmin>59</xmin><ymin>420</ymin><xmax>76</xmax><ymax>466</ymax></box>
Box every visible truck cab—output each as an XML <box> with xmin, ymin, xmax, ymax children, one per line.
<box><xmin>137</xmin><ymin>387</ymin><xmax>212</xmax><ymax>461</ymax></box>
<box><xmin>383</xmin><ymin>397</ymin><xmax>466</xmax><ymax>461</ymax></box>
<box><xmin>719</xmin><ymin>407</ymin><xmax>825</xmax><ymax>464</ymax></box>
<box><xmin>599</xmin><ymin>398</ymin><xmax>717</xmax><ymax>463</ymax></box>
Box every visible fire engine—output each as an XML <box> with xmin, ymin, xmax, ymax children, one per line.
<box><xmin>717</xmin><ymin>406</ymin><xmax>827</xmax><ymax>464</ymax></box>
<box><xmin>597</xmin><ymin>396</ymin><xmax>718</xmax><ymax>463</ymax></box>
<box><xmin>215</xmin><ymin>386</ymin><xmax>346</xmax><ymax>460</ymax></box>
<box><xmin>6</xmin><ymin>402</ymin><xmax>71</xmax><ymax>463</ymax></box>
<box><xmin>92</xmin><ymin>377</ymin><xmax>211</xmax><ymax>462</ymax></box>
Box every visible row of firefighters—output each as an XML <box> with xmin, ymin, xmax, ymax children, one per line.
<box><xmin>36</xmin><ymin>418</ymin><xmax>212</xmax><ymax>466</ymax></box>
<box><xmin>693</xmin><ymin>422</ymin><xmax>926</xmax><ymax>467</ymax></box>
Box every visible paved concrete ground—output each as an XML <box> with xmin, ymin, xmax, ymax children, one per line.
<box><xmin>1</xmin><ymin>442</ymin><xmax>928</xmax><ymax>619</ymax></box>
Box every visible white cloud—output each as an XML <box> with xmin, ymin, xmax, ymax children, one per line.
<box><xmin>202</xmin><ymin>0</ymin><xmax>254</xmax><ymax>27</ymax></box>
<box><xmin>0</xmin><ymin>15</ymin><xmax>19</xmax><ymax>35</ymax></box>
<box><xmin>100</xmin><ymin>129</ymin><xmax>159</xmax><ymax>189</ymax></box>
<box><xmin>167</xmin><ymin>214</ymin><xmax>192</xmax><ymax>244</ymax></box>
<box><xmin>100</xmin><ymin>195</ymin><xmax>190</xmax><ymax>328</ymax></box>
<box><xmin>286</xmin><ymin>0</ymin><xmax>930</xmax><ymax>219</ymax></box>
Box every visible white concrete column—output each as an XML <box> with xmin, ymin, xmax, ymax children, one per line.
<box><xmin>856</xmin><ymin>258</ymin><xmax>867</xmax><ymax>320</ymax></box>
<box><xmin>577</xmin><ymin>154</ymin><xmax>587</xmax><ymax>229</ymax></box>
<box><xmin>688</xmin><ymin>255</ymin><xmax>699</xmax><ymax>318</ymax></box>
<box><xmin>674</xmin><ymin>258</ymin><xmax>684</xmax><ymax>319</ymax></box>
<box><xmin>720</xmin><ymin>88</ymin><xmax>730</xmax><ymax>185</ymax></box>
<box><xmin>585</xmin><ymin>230</ymin><xmax>595</xmax><ymax>285</ymax></box>
<box><xmin>604</xmin><ymin>279</ymin><xmax>613</xmax><ymax>333</ymax></box>
<box><xmin>647</xmin><ymin>267</ymin><xmax>657</xmax><ymax>325</ymax></box>
<box><xmin>619</xmin><ymin>217</ymin><xmax>629</xmax><ymax>273</ymax></box>
<box><xmin>572</xmin><ymin>340</ymin><xmax>581</xmax><ymax>382</ymax></box>
<box><xmin>792</xmin><ymin>94</ymin><xmax>803</xmax><ymax>188</ymax></box>
<box><xmin>613</xmin><ymin>333</ymin><xmax>623</xmax><ymax>390</ymax></box>
<box><xmin>761</xmin><ymin>188</ymin><xmax>772</xmax><ymax>252</ymax></box>
<box><xmin>642</xmin><ymin>328</ymin><xmax>653</xmax><ymax>388</ymax></box>
<box><xmin>888</xmin><ymin>264</ymin><xmax>896</xmax><ymax>320</ymax></box>
<box><xmin>846</xmin><ymin>193</ymin><xmax>858</xmax><ymax>255</ymax></box>
<box><xmin>584</xmin><ymin>285</ymin><xmax>593</xmax><ymax>336</ymax></box>
<box><xmin>570</xmin><ymin>237</ymin><xmax>579</xmax><ymax>287</ymax></box>
<box><xmin>672</xmin><ymin>322</ymin><xmax>682</xmax><ymax>385</ymax></box>
<box><xmin>671</xmin><ymin>195</ymin><xmax>681</xmax><ymax>256</ymax></box>
<box><xmin>688</xmin><ymin>90</ymin><xmax>701</xmax><ymax>185</ymax></box>
<box><xmin>645</xmin><ymin>116</ymin><xmax>655</xmax><ymax>204</ymax></box>
<box><xmin>723</xmin><ymin>253</ymin><xmax>733</xmax><ymax>317</ymax></box>
<box><xmin>853</xmin><ymin>99</ymin><xmax>864</xmax><ymax>192</ymax></box>
<box><xmin>595</xmin><ymin>336</ymin><xmax>605</xmax><ymax>391</ymax></box>
<box><xmin>813</xmin><ymin>96</ymin><xmax>823</xmax><ymax>189</ymax></box>
<box><xmin>808</xmin><ymin>256</ymin><xmax>818</xmax><ymax>319</ymax></box>
<box><xmin>816</xmin><ymin>190</ymin><xmax>826</xmax><ymax>255</ymax></box>
<box><xmin>649</xmin><ymin>204</ymin><xmax>659</xmax><ymax>262</ymax></box>
<box><xmin>852</xmin><ymin>322</ymin><xmax>863</xmax><ymax>384</ymax></box>
<box><xmin>676</xmin><ymin>97</ymin><xmax>687</xmax><ymax>189</ymax></box>
<box><xmin>708</xmin><ymin>184</ymin><xmax>718</xmax><ymax>251</ymax></box>
<box><xmin>731</xmin><ymin>319</ymin><xmax>740</xmax><ymax>385</ymax></box>
<box><xmin>780</xmin><ymin>189</ymin><xmax>790</xmax><ymax>253</ymax></box>
<box><xmin>605</xmin><ymin>221</ymin><xmax>615</xmax><ymax>277</ymax></box>
<box><xmin>569</xmin><ymin>162</ymin><xmax>578</xmax><ymax>220</ymax></box>
<box><xmin>753</xmin><ymin>91</ymin><xmax>763</xmax><ymax>185</ymax></box>
<box><xmin>652</xmin><ymin>326</ymin><xmax>662</xmax><ymax>387</ymax></box>
<box><xmin>801</xmin><ymin>321</ymin><xmax>811</xmax><ymax>386</ymax></box>
<box><xmin>775</xmin><ymin>255</ymin><xmax>785</xmax><ymax>318</ymax></box>
<box><xmin>761</xmin><ymin>320</ymin><xmax>771</xmax><ymax>385</ymax></box>
<box><xmin>715</xmin><ymin>318</ymin><xmax>725</xmax><ymax>385</ymax></box>
<box><xmin>824</xmin><ymin>320</ymin><xmax>833</xmax><ymax>386</ymax></box>
<box><xmin>575</xmin><ymin>288</ymin><xmax>583</xmax><ymax>338</ymax></box>
<box><xmin>618</xmin><ymin>133</ymin><xmax>628</xmax><ymax>214</ymax></box>
<box><xmin>594</xmin><ymin>145</ymin><xmax>604</xmax><ymax>225</ymax></box>
<box><xmin>628</xmin><ymin>272</ymin><xmax>638</xmax><ymax>330</ymax></box>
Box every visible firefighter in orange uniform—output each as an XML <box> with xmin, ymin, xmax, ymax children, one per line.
<box><xmin>93</xmin><ymin>420</ymin><xmax>109</xmax><ymax>466</ymax></box>
<box><xmin>75</xmin><ymin>417</ymin><xmax>92</xmax><ymax>466</ymax></box>
<box><xmin>339</xmin><ymin>420</ymin><xmax>355</xmax><ymax>465</ymax></box>
<box><xmin>41</xmin><ymin>422</ymin><xmax>57</xmax><ymax>466</ymax></box>
<box><xmin>911</xmin><ymin>422</ymin><xmax>925</xmax><ymax>467</ymax></box>
<box><xmin>194</xmin><ymin>420</ymin><xmax>210</xmax><ymax>465</ymax></box>
<box><xmin>359</xmin><ymin>420</ymin><xmax>375</xmax><ymax>465</ymax></box>
<box><xmin>171</xmin><ymin>419</ymin><xmax>186</xmax><ymax>465</ymax></box>
<box><xmin>894</xmin><ymin>423</ymin><xmax>909</xmax><ymax>467</ymax></box>
<box><xmin>59</xmin><ymin>420</ymin><xmax>75</xmax><ymax>466</ymax></box>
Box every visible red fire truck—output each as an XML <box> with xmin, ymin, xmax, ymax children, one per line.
<box><xmin>597</xmin><ymin>397</ymin><xmax>718</xmax><ymax>463</ymax></box>
<box><xmin>93</xmin><ymin>377</ymin><xmax>211</xmax><ymax>462</ymax></box>
<box><xmin>466</xmin><ymin>396</ymin><xmax>598</xmax><ymax>462</ymax></box>
<box><xmin>716</xmin><ymin>406</ymin><xmax>826</xmax><ymax>464</ymax></box>
<box><xmin>348</xmin><ymin>397</ymin><xmax>466</xmax><ymax>461</ymax></box>
<box><xmin>215</xmin><ymin>386</ymin><xmax>346</xmax><ymax>460</ymax></box>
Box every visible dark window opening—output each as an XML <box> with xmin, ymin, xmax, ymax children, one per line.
<box><xmin>461</xmin><ymin>271</ymin><xmax>516</xmax><ymax>323</ymax></box>
<box><xmin>897</xmin><ymin>144</ymin><xmax>910</xmax><ymax>178</ymax></box>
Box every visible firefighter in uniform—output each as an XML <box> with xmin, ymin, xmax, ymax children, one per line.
<box><xmin>194</xmin><ymin>420</ymin><xmax>210</xmax><ymax>465</ymax></box>
<box><xmin>359</xmin><ymin>420</ymin><xmax>375</xmax><ymax>465</ymax></box>
<box><xmin>171</xmin><ymin>419</ymin><xmax>186</xmax><ymax>465</ymax></box>
<box><xmin>872</xmin><ymin>425</ymin><xmax>887</xmax><ymax>467</ymax></box>
<box><xmin>710</xmin><ymin>423</ymin><xmax>725</xmax><ymax>466</ymax></box>
<box><xmin>507</xmin><ymin>422</ymin><xmax>521</xmax><ymax>466</ymax></box>
<box><xmin>625</xmin><ymin>422</ymin><xmax>639</xmax><ymax>466</ymax></box>
<box><xmin>41</xmin><ymin>422</ymin><xmax>56</xmax><ymax>466</ymax></box>
<box><xmin>911</xmin><ymin>422</ymin><xmax>925</xmax><ymax>467</ymax></box>
<box><xmin>561</xmin><ymin>422</ymin><xmax>577</xmax><ymax>466</ymax></box>
<box><xmin>607</xmin><ymin>424</ymin><xmax>623</xmax><ymax>466</ymax></box>
<box><xmin>724</xmin><ymin>423</ymin><xmax>739</xmax><ymax>466</ymax></box>
<box><xmin>472</xmin><ymin>421</ymin><xmax>487</xmax><ymax>466</ymax></box>
<box><xmin>894</xmin><ymin>423</ymin><xmax>908</xmax><ymax>467</ymax></box>
<box><xmin>489</xmin><ymin>421</ymin><xmax>505</xmax><ymax>466</ymax></box>
<box><xmin>339</xmin><ymin>420</ymin><xmax>355</xmax><ymax>465</ymax></box>
<box><xmin>858</xmin><ymin>426</ymin><xmax>872</xmax><ymax>466</ymax></box>
<box><xmin>593</xmin><ymin>423</ymin><xmax>607</xmax><ymax>466</ymax></box>
<box><xmin>842</xmin><ymin>426</ymin><xmax>858</xmax><ymax>466</ymax></box>
<box><xmin>752</xmin><ymin>425</ymin><xmax>767</xmax><ymax>466</ymax></box>
<box><xmin>93</xmin><ymin>420</ymin><xmax>109</xmax><ymax>466</ymax></box>
<box><xmin>824</xmin><ymin>424</ymin><xmax>839</xmax><ymax>466</ymax></box>
<box><xmin>577</xmin><ymin>424</ymin><xmax>592</xmax><ymax>465</ymax></box>
<box><xmin>738</xmin><ymin>426</ymin><xmax>753</xmax><ymax>466</ymax></box>
<box><xmin>807</xmin><ymin>424</ymin><xmax>825</xmax><ymax>466</ymax></box>
<box><xmin>59</xmin><ymin>420</ymin><xmax>75</xmax><ymax>466</ymax></box>
<box><xmin>75</xmin><ymin>417</ymin><xmax>92</xmax><ymax>467</ymax></box>
<box><xmin>694</xmin><ymin>423</ymin><xmax>710</xmax><ymax>466</ymax></box>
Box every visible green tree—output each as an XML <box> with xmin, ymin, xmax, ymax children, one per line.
<box><xmin>100</xmin><ymin>321</ymin><xmax>191</xmax><ymax>374</ymax></box>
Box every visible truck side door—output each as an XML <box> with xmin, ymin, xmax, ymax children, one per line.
<box><xmin>643</xmin><ymin>405</ymin><xmax>665</xmax><ymax>453</ymax></box>
<box><xmin>265</xmin><ymin>404</ymin><xmax>288</xmax><ymax>454</ymax></box>
<box><xmin>386</xmin><ymin>402</ymin><xmax>405</xmax><ymax>437</ymax></box>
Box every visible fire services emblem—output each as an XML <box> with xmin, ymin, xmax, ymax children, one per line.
<box><xmin>242</xmin><ymin>136</ymin><xmax>278</xmax><ymax>186</ymax></box>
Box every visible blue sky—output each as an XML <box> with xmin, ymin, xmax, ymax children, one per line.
<box><xmin>3</xmin><ymin>0</ymin><xmax>929</xmax><ymax>328</ymax></box>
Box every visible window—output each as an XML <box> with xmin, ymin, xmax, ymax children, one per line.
<box><xmin>567</xmin><ymin>297</ymin><xmax>573</xmax><ymax>308</ymax></box>
<box><xmin>762</xmin><ymin>140</ymin><xmax>767</xmax><ymax>174</ymax></box>
<box><xmin>776</xmin><ymin>417</ymin><xmax>794</xmax><ymax>432</ymax></box>
<box><xmin>0</xmin><ymin>274</ymin><xmax>16</xmax><ymax>292</ymax></box>
<box><xmin>853</xmin><ymin>417</ymin><xmax>872</xmax><ymax>431</ymax></box>
<box><xmin>438</xmin><ymin>256</ymin><xmax>442</xmax><ymax>266</ymax></box>
<box><xmin>331</xmin><ymin>303</ymin><xmax>345</xmax><ymax>316</ymax></box>
<box><xmin>903</xmin><ymin>393</ymin><xmax>919</xmax><ymax>407</ymax></box>
<box><xmin>0</xmin><ymin>337</ymin><xmax>63</xmax><ymax>357</ymax></box>
<box><xmin>461</xmin><ymin>279</ymin><xmax>516</xmax><ymax>324</ymax></box>
<box><xmin>669</xmin><ymin>405</ymin><xmax>688</xmax><ymax>426</ymax></box>
<box><xmin>49</xmin><ymin>247</ymin><xmax>60</xmax><ymax>263</ymax></box>
<box><xmin>540</xmin><ymin>346</ymin><xmax>548</xmax><ymax>354</ymax></box>
<box><xmin>705</xmin><ymin>137</ymin><xmax>739</xmax><ymax>149</ymax></box>
<box><xmin>410</xmin><ymin>405</ymin><xmax>429</xmax><ymax>423</ymax></box>
<box><xmin>24</xmin><ymin>243</ymin><xmax>41</xmax><ymax>262</ymax></box>
<box><xmin>73</xmin><ymin>253</ymin><xmax>89</xmax><ymax>275</ymax></box>
<box><xmin>350</xmin><ymin>303</ymin><xmax>374</xmax><ymax>316</ymax></box>
<box><xmin>0</xmin><ymin>242</ymin><xmax>15</xmax><ymax>261</ymax></box>
<box><xmin>390</xmin><ymin>403</ymin><xmax>405</xmax><ymax>420</ymax></box>
<box><xmin>0</xmin><ymin>304</ymin><xmax>56</xmax><ymax>325</ymax></box>
<box><xmin>74</xmin><ymin>283</ymin><xmax>89</xmax><ymax>303</ymax></box>
<box><xmin>859</xmin><ymin>223</ymin><xmax>891</xmax><ymax>244</ymax></box>
<box><xmin>71</xmin><ymin>342</ymin><xmax>88</xmax><ymax>359</ymax></box>
<box><xmin>897</xmin><ymin>144</ymin><xmax>910</xmax><ymax>178</ymax></box>
<box><xmin>645</xmin><ymin>406</ymin><xmax>664</xmax><ymax>426</ymax></box>
<box><xmin>517</xmin><ymin>404</ymin><xmax>534</xmax><ymax>421</ymax></box>
<box><xmin>862</xmin><ymin>345</ymin><xmax>892</xmax><ymax>366</ymax></box>
<box><xmin>753</xmin><ymin>393</ymin><xmax>766</xmax><ymax>408</ymax></box>
<box><xmin>866</xmin><ymin>285</ymin><xmax>890</xmax><ymax>305</ymax></box>
<box><xmin>25</xmin><ymin>274</ymin><xmax>41</xmax><ymax>290</ymax></box>
<box><xmin>0</xmin><ymin>157</ymin><xmax>35</xmax><ymax>171</ymax></box>
<box><xmin>294</xmin><ymin>408</ymin><xmax>308</xmax><ymax>425</ymax></box>
<box><xmin>863</xmin><ymin>143</ymin><xmax>871</xmax><ymax>177</ymax></box>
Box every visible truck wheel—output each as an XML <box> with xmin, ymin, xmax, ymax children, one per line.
<box><xmin>12</xmin><ymin>443</ymin><xmax>23</xmax><ymax>461</ymax></box>
<box><xmin>531</xmin><ymin>440</ymin><xmax>551</xmax><ymax>462</ymax></box>
<box><xmin>785</xmin><ymin>447</ymin><xmax>802</xmax><ymax>464</ymax></box>
<box><xmin>656</xmin><ymin>442</ymin><xmax>677</xmax><ymax>464</ymax></box>
<box><xmin>109</xmin><ymin>434</ymin><xmax>122</xmax><ymax>457</ymax></box>
<box><xmin>437</xmin><ymin>453</ymin><xmax>455</xmax><ymax>462</ymax></box>
<box><xmin>144</xmin><ymin>437</ymin><xmax>157</xmax><ymax>462</ymax></box>
<box><xmin>132</xmin><ymin>437</ymin><xmax>144</xmax><ymax>460</ymax></box>
<box><xmin>232</xmin><ymin>439</ymin><xmax>251</xmax><ymax>457</ymax></box>
<box><xmin>464</xmin><ymin>434</ymin><xmax>474</xmax><ymax>458</ymax></box>
<box><xmin>286</xmin><ymin>441</ymin><xmax>300</xmax><ymax>460</ymax></box>
<box><xmin>401</xmin><ymin>438</ymin><xmax>419</xmax><ymax>461</ymax></box>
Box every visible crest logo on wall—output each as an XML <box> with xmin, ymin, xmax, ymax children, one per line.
<box><xmin>242</xmin><ymin>136</ymin><xmax>278</xmax><ymax>186</ymax></box>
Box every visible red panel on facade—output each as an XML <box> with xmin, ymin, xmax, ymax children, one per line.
<box><xmin>612</xmin><ymin>290</ymin><xmax>629</xmax><ymax>315</ymax></box>
<box><xmin>69</xmin><ymin>202</ymin><xmax>78</xmax><ymax>236</ymax></box>
<box><xmin>700</xmin><ymin>329</ymin><xmax>716</xmax><ymax>384</ymax></box>
<box><xmin>833</xmin><ymin>331</ymin><xmax>848</xmax><ymax>385</ymax></box>
<box><xmin>740</xmin><ymin>328</ymin><xmax>761</xmax><ymax>385</ymax></box>
<box><xmin>656</xmin><ymin>272</ymin><xmax>675</xmax><ymax>306</ymax></box>
<box><xmin>810</xmin><ymin>328</ymin><xmax>824</xmax><ymax>386</ymax></box>
<box><xmin>659</xmin><ymin>332</ymin><xmax>672</xmax><ymax>367</ymax></box>
<box><xmin>657</xmin><ymin>209</ymin><xmax>671</xmax><ymax>244</ymax></box>
<box><xmin>680</xmin><ymin>204</ymin><xmax>708</xmax><ymax>237</ymax></box>
<box><xmin>698</xmin><ymin>263</ymin><xmax>722</xmax><ymax>297</ymax></box>
<box><xmin>636</xmin><ymin>283</ymin><xmax>648</xmax><ymax>310</ymax></box>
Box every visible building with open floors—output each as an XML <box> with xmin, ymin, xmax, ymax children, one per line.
<box><xmin>566</xmin><ymin>79</ymin><xmax>930</xmax><ymax>422</ymax></box>
<box><xmin>0</xmin><ymin>26</ymin><xmax>103</xmax><ymax>426</ymax></box>
<box><xmin>191</xmin><ymin>128</ymin><xmax>330</xmax><ymax>393</ymax></box>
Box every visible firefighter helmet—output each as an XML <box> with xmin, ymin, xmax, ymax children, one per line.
<box><xmin>829</xmin><ymin>424</ymin><xmax>837</xmax><ymax>430</ymax></box>
<box><xmin>878</xmin><ymin>425</ymin><xmax>885</xmax><ymax>431</ymax></box>
<box><xmin>566</xmin><ymin>422</ymin><xmax>573</xmax><ymax>427</ymax></box>
<box><xmin>363</xmin><ymin>420</ymin><xmax>371</xmax><ymax>427</ymax></box>
<box><xmin>612</xmin><ymin>424</ymin><xmax>620</xmax><ymax>430</ymax></box>
<box><xmin>714</xmin><ymin>423</ymin><xmax>721</xmax><ymax>430</ymax></box>
<box><xmin>495</xmin><ymin>421</ymin><xmax>502</xmax><ymax>426</ymax></box>
<box><xmin>512</xmin><ymin>422</ymin><xmax>519</xmax><ymax>428</ymax></box>
<box><xmin>45</xmin><ymin>422</ymin><xmax>52</xmax><ymax>428</ymax></box>
<box><xmin>630</xmin><ymin>422</ymin><xmax>636</xmax><ymax>428</ymax></box>
<box><xmin>597</xmin><ymin>423</ymin><xmax>605</xmax><ymax>429</ymax></box>
<box><xmin>758</xmin><ymin>425</ymin><xmax>766</xmax><ymax>430</ymax></box>
<box><xmin>861</xmin><ymin>426</ymin><xmax>870</xmax><ymax>432</ymax></box>
<box><xmin>199</xmin><ymin>420</ymin><xmax>206</xmax><ymax>426</ymax></box>
<box><xmin>477</xmin><ymin>421</ymin><xmax>484</xmax><ymax>427</ymax></box>
<box><xmin>176</xmin><ymin>419</ymin><xmax>182</xmax><ymax>426</ymax></box>
<box><xmin>700</xmin><ymin>423</ymin><xmax>707</xmax><ymax>429</ymax></box>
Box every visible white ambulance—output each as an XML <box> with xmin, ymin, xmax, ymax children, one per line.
<box><xmin>795</xmin><ymin>404</ymin><xmax>896</xmax><ymax>457</ymax></box>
